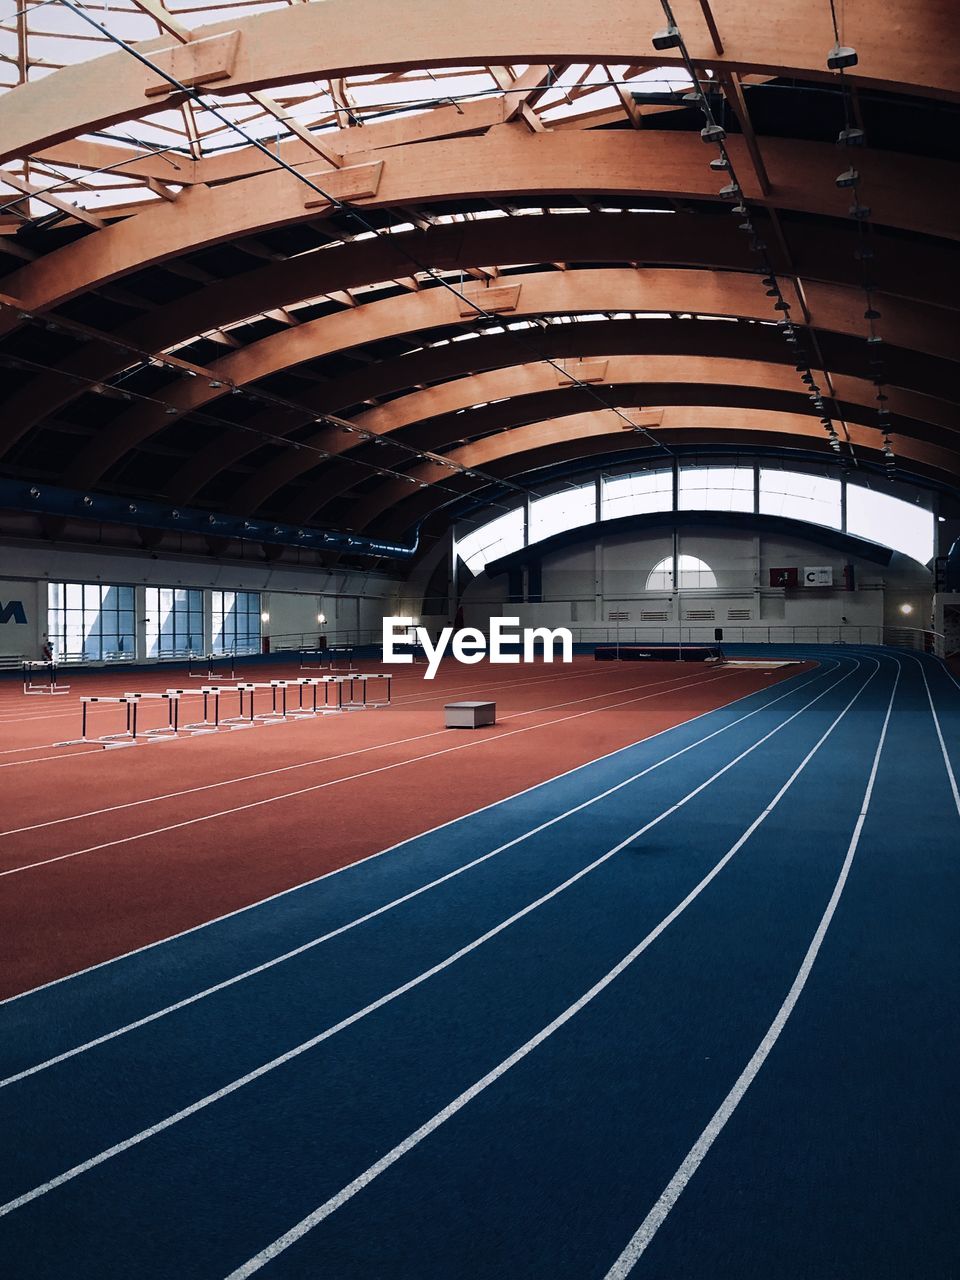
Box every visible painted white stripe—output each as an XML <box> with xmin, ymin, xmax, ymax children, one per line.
<box><xmin>0</xmin><ymin>671</ymin><xmax>743</xmax><ymax>878</ymax></box>
<box><xmin>912</xmin><ymin>657</ymin><xmax>960</xmax><ymax>819</ymax></box>
<box><xmin>0</xmin><ymin>666</ymin><xmax>839</xmax><ymax>1088</ymax></box>
<box><xmin>222</xmin><ymin>659</ymin><xmax>883</xmax><ymax>1280</ymax></box>
<box><xmin>0</xmin><ymin>667</ymin><xmax>722</xmax><ymax>837</ymax></box>
<box><xmin>0</xmin><ymin>661</ymin><xmax>860</xmax><ymax>1219</ymax></box>
<box><xmin>601</xmin><ymin>660</ymin><xmax>900</xmax><ymax>1279</ymax></box>
<box><xmin>0</xmin><ymin>748</ymin><xmax>104</xmax><ymax>770</ymax></box>
<box><xmin>0</xmin><ymin>661</ymin><xmax>825</xmax><ymax>1011</ymax></box>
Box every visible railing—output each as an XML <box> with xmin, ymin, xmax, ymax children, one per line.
<box><xmin>268</xmin><ymin>629</ymin><xmax>383</xmax><ymax>652</ymax></box>
<box><xmin>566</xmin><ymin>623</ymin><xmax>885</xmax><ymax>647</ymax></box>
<box><xmin>54</xmin><ymin>648</ymin><xmax>137</xmax><ymax>666</ymax></box>
<box><xmin>881</xmin><ymin>626</ymin><xmax>944</xmax><ymax>657</ymax></box>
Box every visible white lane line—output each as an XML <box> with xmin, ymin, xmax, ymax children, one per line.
<box><xmin>0</xmin><ymin>671</ymin><xmax>741</xmax><ymax>878</ymax></box>
<box><xmin>0</xmin><ymin>662</ymin><xmax>825</xmax><ymax>1010</ymax></box>
<box><xmin>0</xmin><ymin>668</ymin><xmax>725</xmax><ymax>836</ymax></box>
<box><xmin>0</xmin><ymin>749</ymin><xmax>106</xmax><ymax>771</ymax></box>
<box><xmin>912</xmin><ymin>656</ymin><xmax>960</xmax><ymax>818</ymax></box>
<box><xmin>0</xmin><ymin>742</ymin><xmax>94</xmax><ymax>757</ymax></box>
<box><xmin>0</xmin><ymin>662</ymin><xmax>862</xmax><ymax>1217</ymax></box>
<box><xmin>0</xmin><ymin>666</ymin><xmax>840</xmax><ymax>1087</ymax></box>
<box><xmin>221</xmin><ymin>659</ymin><xmax>882</xmax><ymax>1280</ymax></box>
<box><xmin>602</xmin><ymin>657</ymin><xmax>899</xmax><ymax>1278</ymax></box>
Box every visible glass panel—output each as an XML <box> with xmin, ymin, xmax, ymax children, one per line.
<box><xmin>645</xmin><ymin>554</ymin><xmax>717</xmax><ymax>590</ymax></box>
<box><xmin>846</xmin><ymin>484</ymin><xmax>934</xmax><ymax>564</ymax></box>
<box><xmin>678</xmin><ymin>466</ymin><xmax>754</xmax><ymax>512</ymax></box>
<box><xmin>600</xmin><ymin>469</ymin><xmax>674</xmax><ymax>520</ymax></box>
<box><xmin>455</xmin><ymin>508</ymin><xmax>525</xmax><ymax>574</ymax></box>
<box><xmin>645</xmin><ymin>556</ymin><xmax>674</xmax><ymax>591</ymax></box>
<box><xmin>759</xmin><ymin>469</ymin><xmax>842</xmax><ymax>530</ymax></box>
<box><xmin>528</xmin><ymin>484</ymin><xmax>595</xmax><ymax>544</ymax></box>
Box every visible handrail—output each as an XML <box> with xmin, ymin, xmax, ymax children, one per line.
<box><xmin>881</xmin><ymin>626</ymin><xmax>944</xmax><ymax>657</ymax></box>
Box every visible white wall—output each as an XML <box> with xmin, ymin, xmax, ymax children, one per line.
<box><xmin>0</xmin><ymin>578</ymin><xmax>42</xmax><ymax>658</ymax></box>
<box><xmin>460</xmin><ymin>524</ymin><xmax>933</xmax><ymax>644</ymax></box>
<box><xmin>0</xmin><ymin>537</ymin><xmax>401</xmax><ymax>660</ymax></box>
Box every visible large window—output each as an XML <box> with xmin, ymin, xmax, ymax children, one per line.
<box><xmin>646</xmin><ymin>555</ymin><xmax>717</xmax><ymax>591</ymax></box>
<box><xmin>47</xmin><ymin>582</ymin><xmax>135</xmax><ymax>661</ymax></box>
<box><xmin>455</xmin><ymin>465</ymin><xmax>938</xmax><ymax>572</ymax></box>
<box><xmin>455</xmin><ymin>507</ymin><xmax>525</xmax><ymax>574</ymax></box>
<box><xmin>678</xmin><ymin>466</ymin><xmax>754</xmax><ymax>512</ymax></box>
<box><xmin>529</xmin><ymin>484</ymin><xmax>595</xmax><ymax>544</ymax></box>
<box><xmin>211</xmin><ymin>590</ymin><xmax>261</xmax><ymax>654</ymax></box>
<box><xmin>145</xmin><ymin>587</ymin><xmax>204</xmax><ymax>657</ymax></box>
<box><xmin>846</xmin><ymin>484</ymin><xmax>934</xmax><ymax>564</ymax></box>
<box><xmin>759</xmin><ymin>469</ymin><xmax>842</xmax><ymax>530</ymax></box>
<box><xmin>601</xmin><ymin>469</ymin><xmax>673</xmax><ymax>520</ymax></box>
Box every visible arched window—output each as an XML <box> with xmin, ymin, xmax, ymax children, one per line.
<box><xmin>645</xmin><ymin>554</ymin><xmax>717</xmax><ymax>591</ymax></box>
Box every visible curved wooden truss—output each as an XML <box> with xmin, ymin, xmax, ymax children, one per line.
<box><xmin>0</xmin><ymin>0</ymin><xmax>958</xmax><ymax>553</ymax></box>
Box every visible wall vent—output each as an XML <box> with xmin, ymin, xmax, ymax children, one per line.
<box><xmin>608</xmin><ymin>610</ymin><xmax>630</xmax><ymax>621</ymax></box>
<box><xmin>640</xmin><ymin>610</ymin><xmax>670</xmax><ymax>621</ymax></box>
<box><xmin>727</xmin><ymin>608</ymin><xmax>752</xmax><ymax>621</ymax></box>
<box><xmin>684</xmin><ymin>608</ymin><xmax>715</xmax><ymax>621</ymax></box>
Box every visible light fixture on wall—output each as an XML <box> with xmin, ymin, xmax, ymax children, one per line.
<box><xmin>317</xmin><ymin>612</ymin><xmax>326</xmax><ymax>625</ymax></box>
<box><xmin>899</xmin><ymin>603</ymin><xmax>914</xmax><ymax>616</ymax></box>
<box><xmin>261</xmin><ymin>611</ymin><xmax>270</xmax><ymax>623</ymax></box>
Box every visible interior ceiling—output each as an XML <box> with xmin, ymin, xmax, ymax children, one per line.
<box><xmin>0</xmin><ymin>0</ymin><xmax>958</xmax><ymax>565</ymax></box>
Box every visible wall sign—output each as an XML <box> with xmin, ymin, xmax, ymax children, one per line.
<box><xmin>0</xmin><ymin>599</ymin><xmax>27</xmax><ymax>625</ymax></box>
<box><xmin>804</xmin><ymin>565</ymin><xmax>834</xmax><ymax>586</ymax></box>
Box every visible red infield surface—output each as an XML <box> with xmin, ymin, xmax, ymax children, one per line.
<box><xmin>0</xmin><ymin>655</ymin><xmax>808</xmax><ymax>997</ymax></box>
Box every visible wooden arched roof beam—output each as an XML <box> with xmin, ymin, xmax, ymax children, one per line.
<box><xmin>225</xmin><ymin>355</ymin><xmax>960</xmax><ymax>519</ymax></box>
<box><xmin>1</xmin><ymin>130</ymin><xmax>957</xmax><ymax>345</ymax></box>
<box><xmin>167</xmin><ymin>319</ymin><xmax>960</xmax><ymax>503</ymax></box>
<box><xmin>5</xmin><ymin>211</ymin><xmax>954</xmax><ymax>448</ymax></box>
<box><xmin>341</xmin><ymin>408</ymin><xmax>960</xmax><ymax>536</ymax></box>
<box><xmin>290</xmin><ymin>386</ymin><xmax>950</xmax><ymax>526</ymax></box>
<box><xmin>2</xmin><ymin>0</ymin><xmax>956</xmax><ymax>166</ymax></box>
<box><xmin>55</xmin><ymin>267</ymin><xmax>960</xmax><ymax>489</ymax></box>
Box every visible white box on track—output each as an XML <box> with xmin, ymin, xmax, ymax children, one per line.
<box><xmin>444</xmin><ymin>701</ymin><xmax>496</xmax><ymax>728</ymax></box>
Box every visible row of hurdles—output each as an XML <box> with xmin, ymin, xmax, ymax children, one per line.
<box><xmin>54</xmin><ymin>672</ymin><xmax>393</xmax><ymax>749</ymax></box>
<box><xmin>19</xmin><ymin>644</ymin><xmax>362</xmax><ymax>699</ymax></box>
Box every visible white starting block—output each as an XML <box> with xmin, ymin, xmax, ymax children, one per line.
<box><xmin>444</xmin><ymin>701</ymin><xmax>496</xmax><ymax>729</ymax></box>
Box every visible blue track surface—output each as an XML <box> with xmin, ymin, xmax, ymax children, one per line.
<box><xmin>1</xmin><ymin>647</ymin><xmax>957</xmax><ymax>1279</ymax></box>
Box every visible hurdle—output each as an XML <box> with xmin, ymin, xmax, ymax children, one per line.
<box><xmin>326</xmin><ymin>646</ymin><xmax>357</xmax><ymax>672</ymax></box>
<box><xmin>298</xmin><ymin>648</ymin><xmax>329</xmax><ymax>672</ymax></box>
<box><xmin>57</xmin><ymin>694</ymin><xmax>142</xmax><ymax>747</ymax></box>
<box><xmin>346</xmin><ymin>672</ymin><xmax>393</xmax><ymax>708</ymax></box>
<box><xmin>22</xmin><ymin>659</ymin><xmax>71</xmax><ymax>695</ymax></box>
<box><xmin>125</xmin><ymin>690</ymin><xmax>183</xmax><ymax>740</ymax></box>
<box><xmin>188</xmin><ymin>651</ymin><xmax>237</xmax><ymax>681</ymax></box>
<box><xmin>177</xmin><ymin>683</ymin><xmax>250</xmax><ymax>731</ymax></box>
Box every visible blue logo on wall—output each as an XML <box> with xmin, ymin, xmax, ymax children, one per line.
<box><xmin>0</xmin><ymin>600</ymin><xmax>27</xmax><ymax>625</ymax></box>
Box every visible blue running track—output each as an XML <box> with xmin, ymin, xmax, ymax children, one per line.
<box><xmin>0</xmin><ymin>647</ymin><xmax>957</xmax><ymax>1279</ymax></box>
